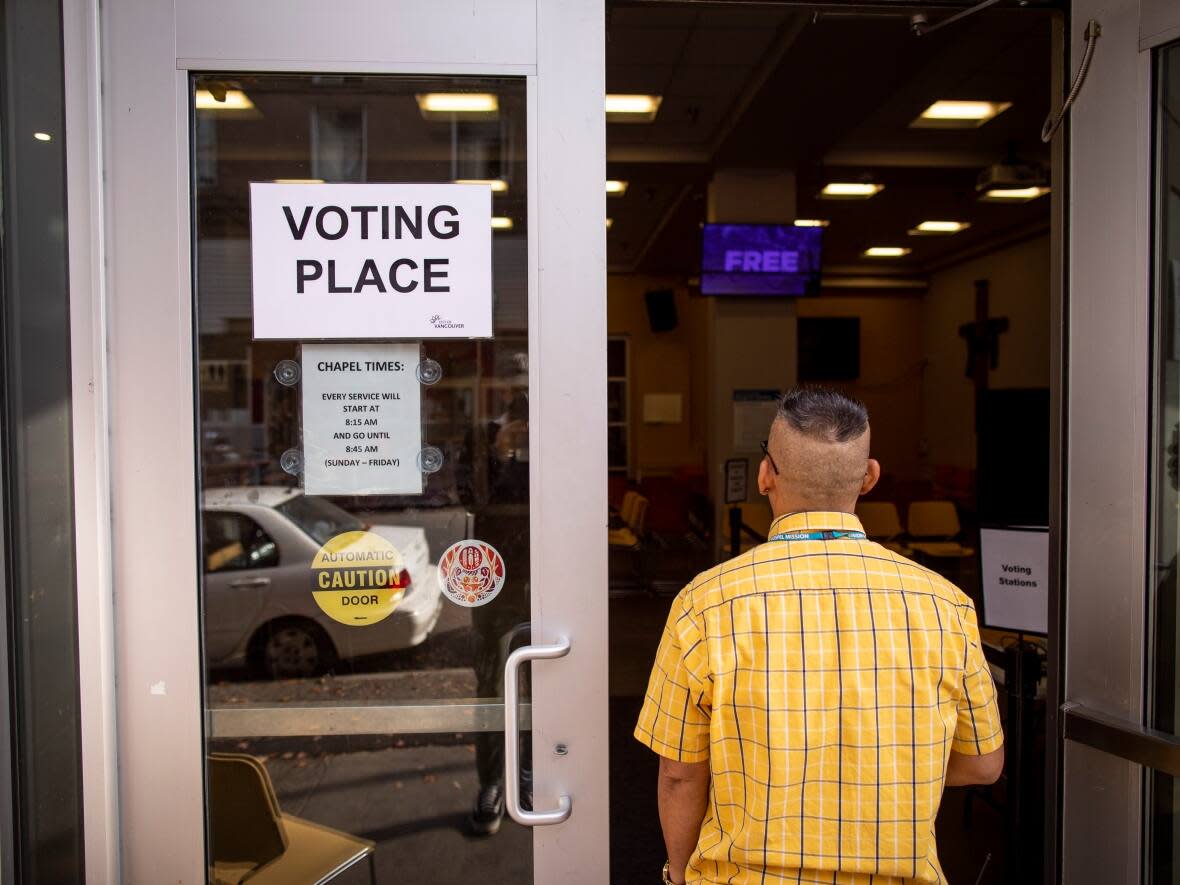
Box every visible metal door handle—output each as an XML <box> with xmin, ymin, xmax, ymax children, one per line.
<box><xmin>504</xmin><ymin>636</ymin><xmax>572</xmax><ymax>826</ymax></box>
<box><xmin>229</xmin><ymin>577</ymin><xmax>270</xmax><ymax>589</ymax></box>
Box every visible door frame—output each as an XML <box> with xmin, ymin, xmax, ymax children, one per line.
<box><xmin>1055</xmin><ymin>0</ymin><xmax>1180</xmax><ymax>882</ymax></box>
<box><xmin>67</xmin><ymin>1</ymin><xmax>606</xmax><ymax>881</ymax></box>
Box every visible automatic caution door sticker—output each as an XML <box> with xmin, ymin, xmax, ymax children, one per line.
<box><xmin>438</xmin><ymin>540</ymin><xmax>506</xmax><ymax>607</ymax></box>
<box><xmin>311</xmin><ymin>530</ymin><xmax>407</xmax><ymax>626</ymax></box>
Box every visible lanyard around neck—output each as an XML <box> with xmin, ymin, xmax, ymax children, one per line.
<box><xmin>769</xmin><ymin>529</ymin><xmax>867</xmax><ymax>542</ymax></box>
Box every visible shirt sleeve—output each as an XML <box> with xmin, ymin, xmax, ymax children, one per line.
<box><xmin>952</xmin><ymin>602</ymin><xmax>1005</xmax><ymax>755</ymax></box>
<box><xmin>634</xmin><ymin>588</ymin><xmax>712</xmax><ymax>763</ymax></box>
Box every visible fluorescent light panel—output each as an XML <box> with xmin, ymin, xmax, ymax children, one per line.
<box><xmin>455</xmin><ymin>178</ymin><xmax>509</xmax><ymax>193</ymax></box>
<box><xmin>821</xmin><ymin>182</ymin><xmax>883</xmax><ymax>199</ymax></box>
<box><xmin>863</xmin><ymin>247</ymin><xmax>911</xmax><ymax>258</ymax></box>
<box><xmin>195</xmin><ymin>89</ymin><xmax>255</xmax><ymax>111</ymax></box>
<box><xmin>605</xmin><ymin>180</ymin><xmax>629</xmax><ymax>196</ymax></box>
<box><xmin>605</xmin><ymin>94</ymin><xmax>662</xmax><ymax>122</ymax></box>
<box><xmin>979</xmin><ymin>186</ymin><xmax>1050</xmax><ymax>202</ymax></box>
<box><xmin>909</xmin><ymin>220</ymin><xmax>970</xmax><ymax>236</ymax></box>
<box><xmin>416</xmin><ymin>93</ymin><xmax>499</xmax><ymax>115</ymax></box>
<box><xmin>33</xmin><ymin>132</ymin><xmax>51</xmax><ymax>142</ymax></box>
<box><xmin>273</xmin><ymin>178</ymin><xmax>325</xmax><ymax>184</ymax></box>
<box><xmin>794</xmin><ymin>219</ymin><xmax>829</xmax><ymax>228</ymax></box>
<box><xmin>491</xmin><ymin>216</ymin><xmax>514</xmax><ymax>230</ymax></box>
<box><xmin>912</xmin><ymin>100</ymin><xmax>1012</xmax><ymax>129</ymax></box>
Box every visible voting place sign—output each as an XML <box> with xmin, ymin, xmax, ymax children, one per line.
<box><xmin>979</xmin><ymin>527</ymin><xmax>1049</xmax><ymax>635</ymax></box>
<box><xmin>250</xmin><ymin>182</ymin><xmax>492</xmax><ymax>340</ymax></box>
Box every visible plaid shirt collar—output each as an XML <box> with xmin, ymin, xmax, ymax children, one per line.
<box><xmin>767</xmin><ymin>510</ymin><xmax>865</xmax><ymax>539</ymax></box>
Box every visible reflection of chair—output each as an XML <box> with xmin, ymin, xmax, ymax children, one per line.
<box><xmin>856</xmin><ymin>502</ymin><xmax>911</xmax><ymax>555</ymax></box>
<box><xmin>906</xmin><ymin>501</ymin><xmax>976</xmax><ymax>559</ymax></box>
<box><xmin>208</xmin><ymin>753</ymin><xmax>376</xmax><ymax>885</ymax></box>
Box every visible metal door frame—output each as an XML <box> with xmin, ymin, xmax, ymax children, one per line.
<box><xmin>1055</xmin><ymin>0</ymin><xmax>1180</xmax><ymax>882</ymax></box>
<box><xmin>63</xmin><ymin>1</ymin><xmax>607</xmax><ymax>881</ymax></box>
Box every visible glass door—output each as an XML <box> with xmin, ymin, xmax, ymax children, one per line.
<box><xmin>101</xmin><ymin>3</ymin><xmax>606</xmax><ymax>883</ymax></box>
<box><xmin>1057</xmin><ymin>1</ymin><xmax>1180</xmax><ymax>882</ymax></box>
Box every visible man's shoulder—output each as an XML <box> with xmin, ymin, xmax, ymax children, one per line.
<box><xmin>677</xmin><ymin>549</ymin><xmax>759</xmax><ymax>611</ymax></box>
<box><xmin>867</xmin><ymin>542</ymin><xmax>976</xmax><ymax>607</ymax></box>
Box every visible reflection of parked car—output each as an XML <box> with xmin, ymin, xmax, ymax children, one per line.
<box><xmin>201</xmin><ymin>487</ymin><xmax>443</xmax><ymax>678</ymax></box>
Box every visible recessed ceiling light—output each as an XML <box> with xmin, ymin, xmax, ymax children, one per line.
<box><xmin>455</xmin><ymin>178</ymin><xmax>508</xmax><ymax>193</ymax></box>
<box><xmin>605</xmin><ymin>180</ymin><xmax>629</xmax><ymax>196</ymax></box>
<box><xmin>33</xmin><ymin>132</ymin><xmax>52</xmax><ymax>142</ymax></box>
<box><xmin>194</xmin><ymin>89</ymin><xmax>255</xmax><ymax>111</ymax></box>
<box><xmin>863</xmin><ymin>246</ymin><xmax>912</xmax><ymax>258</ymax></box>
<box><xmin>794</xmin><ymin>219</ymin><xmax>830</xmax><ymax>228</ymax></box>
<box><xmin>912</xmin><ymin>100</ymin><xmax>1012</xmax><ymax>129</ymax></box>
<box><xmin>416</xmin><ymin>93</ymin><xmax>499</xmax><ymax>118</ymax></box>
<box><xmin>820</xmin><ymin>182</ymin><xmax>883</xmax><ymax>199</ymax></box>
<box><xmin>909</xmin><ymin>220</ymin><xmax>971</xmax><ymax>236</ymax></box>
<box><xmin>605</xmin><ymin>94</ymin><xmax>662</xmax><ymax>122</ymax></box>
<box><xmin>491</xmin><ymin>216</ymin><xmax>514</xmax><ymax>230</ymax></box>
<box><xmin>979</xmin><ymin>186</ymin><xmax>1050</xmax><ymax>202</ymax></box>
<box><xmin>606</xmin><ymin>218</ymin><xmax>614</xmax><ymax>229</ymax></box>
<box><xmin>272</xmin><ymin>178</ymin><xmax>325</xmax><ymax>184</ymax></box>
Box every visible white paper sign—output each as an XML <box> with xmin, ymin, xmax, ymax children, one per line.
<box><xmin>301</xmin><ymin>343</ymin><xmax>423</xmax><ymax>495</ymax></box>
<box><xmin>979</xmin><ymin>527</ymin><xmax>1049</xmax><ymax>634</ymax></box>
<box><xmin>251</xmin><ymin>182</ymin><xmax>492</xmax><ymax>339</ymax></box>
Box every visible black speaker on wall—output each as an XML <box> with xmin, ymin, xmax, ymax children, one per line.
<box><xmin>645</xmin><ymin>288</ymin><xmax>678</xmax><ymax>332</ymax></box>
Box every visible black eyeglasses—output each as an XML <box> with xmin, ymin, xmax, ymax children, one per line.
<box><xmin>760</xmin><ymin>440</ymin><xmax>779</xmax><ymax>475</ymax></box>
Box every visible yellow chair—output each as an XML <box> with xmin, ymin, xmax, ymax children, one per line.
<box><xmin>856</xmin><ymin>502</ymin><xmax>912</xmax><ymax>555</ymax></box>
<box><xmin>208</xmin><ymin>752</ymin><xmax>376</xmax><ymax>885</ymax></box>
<box><xmin>609</xmin><ymin>491</ymin><xmax>648</xmax><ymax>548</ymax></box>
<box><xmin>906</xmin><ymin>501</ymin><xmax>976</xmax><ymax>559</ymax></box>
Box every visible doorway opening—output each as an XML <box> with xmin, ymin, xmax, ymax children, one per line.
<box><xmin>603</xmin><ymin>6</ymin><xmax>1055</xmax><ymax>884</ymax></box>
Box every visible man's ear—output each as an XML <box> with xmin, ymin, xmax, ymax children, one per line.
<box><xmin>757</xmin><ymin>457</ymin><xmax>774</xmax><ymax>496</ymax></box>
<box><xmin>860</xmin><ymin>458</ymin><xmax>881</xmax><ymax>497</ymax></box>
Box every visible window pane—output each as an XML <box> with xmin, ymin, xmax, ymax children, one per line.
<box><xmin>193</xmin><ymin>74</ymin><xmax>533</xmax><ymax>883</ymax></box>
<box><xmin>1149</xmin><ymin>39</ymin><xmax>1180</xmax><ymax>884</ymax></box>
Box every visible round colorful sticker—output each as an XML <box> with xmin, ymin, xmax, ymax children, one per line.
<box><xmin>438</xmin><ymin>540</ymin><xmax>506</xmax><ymax>607</ymax></box>
<box><xmin>310</xmin><ymin>530</ymin><xmax>407</xmax><ymax>626</ymax></box>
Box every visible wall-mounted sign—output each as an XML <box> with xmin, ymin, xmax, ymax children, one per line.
<box><xmin>732</xmin><ymin>389</ymin><xmax>780</xmax><ymax>451</ymax></box>
<box><xmin>250</xmin><ymin>182</ymin><xmax>492</xmax><ymax>339</ymax></box>
<box><xmin>301</xmin><ymin>342</ymin><xmax>423</xmax><ymax>495</ymax></box>
<box><xmin>725</xmin><ymin>458</ymin><xmax>748</xmax><ymax>504</ymax></box>
<box><xmin>979</xmin><ymin>527</ymin><xmax>1049</xmax><ymax>635</ymax></box>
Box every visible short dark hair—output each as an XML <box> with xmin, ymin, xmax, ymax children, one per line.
<box><xmin>776</xmin><ymin>387</ymin><xmax>868</xmax><ymax>443</ymax></box>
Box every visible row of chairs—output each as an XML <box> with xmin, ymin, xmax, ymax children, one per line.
<box><xmin>856</xmin><ymin>500</ymin><xmax>975</xmax><ymax>560</ymax></box>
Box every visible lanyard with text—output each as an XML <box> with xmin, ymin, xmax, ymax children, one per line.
<box><xmin>769</xmin><ymin>530</ymin><xmax>867</xmax><ymax>542</ymax></box>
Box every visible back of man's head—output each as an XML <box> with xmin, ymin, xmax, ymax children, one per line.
<box><xmin>768</xmin><ymin>387</ymin><xmax>872</xmax><ymax>512</ymax></box>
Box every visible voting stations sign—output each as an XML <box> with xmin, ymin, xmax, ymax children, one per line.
<box><xmin>979</xmin><ymin>527</ymin><xmax>1049</xmax><ymax>635</ymax></box>
<box><xmin>250</xmin><ymin>182</ymin><xmax>493</xmax><ymax>339</ymax></box>
<box><xmin>302</xmin><ymin>343</ymin><xmax>423</xmax><ymax>496</ymax></box>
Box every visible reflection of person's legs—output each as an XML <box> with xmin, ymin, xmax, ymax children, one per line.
<box><xmin>473</xmin><ymin>630</ymin><xmax>504</xmax><ymax>789</ymax></box>
<box><xmin>469</xmin><ymin>616</ymin><xmax>530</xmax><ymax>836</ymax></box>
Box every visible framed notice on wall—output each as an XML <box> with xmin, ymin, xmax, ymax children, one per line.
<box><xmin>978</xmin><ymin>526</ymin><xmax>1049</xmax><ymax>635</ymax></box>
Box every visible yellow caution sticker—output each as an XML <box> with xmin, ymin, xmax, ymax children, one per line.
<box><xmin>310</xmin><ymin>530</ymin><xmax>407</xmax><ymax>626</ymax></box>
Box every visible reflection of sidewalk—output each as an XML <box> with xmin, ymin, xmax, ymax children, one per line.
<box><xmin>260</xmin><ymin>743</ymin><xmax>532</xmax><ymax>884</ymax></box>
<box><xmin>208</xmin><ymin>667</ymin><xmax>478</xmax><ymax>706</ymax></box>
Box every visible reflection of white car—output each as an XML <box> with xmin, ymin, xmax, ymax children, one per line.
<box><xmin>201</xmin><ymin>487</ymin><xmax>443</xmax><ymax>678</ymax></box>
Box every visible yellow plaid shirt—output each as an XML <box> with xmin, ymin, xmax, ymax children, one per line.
<box><xmin>635</xmin><ymin>511</ymin><xmax>1003</xmax><ymax>885</ymax></box>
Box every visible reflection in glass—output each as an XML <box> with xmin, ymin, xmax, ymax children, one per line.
<box><xmin>1150</xmin><ymin>41</ymin><xmax>1180</xmax><ymax>883</ymax></box>
<box><xmin>192</xmin><ymin>74</ymin><xmax>532</xmax><ymax>883</ymax></box>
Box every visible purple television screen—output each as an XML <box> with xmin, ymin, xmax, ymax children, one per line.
<box><xmin>700</xmin><ymin>223</ymin><xmax>823</xmax><ymax>296</ymax></box>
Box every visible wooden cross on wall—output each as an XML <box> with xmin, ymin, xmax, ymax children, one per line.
<box><xmin>958</xmin><ymin>279</ymin><xmax>1009</xmax><ymax>390</ymax></box>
